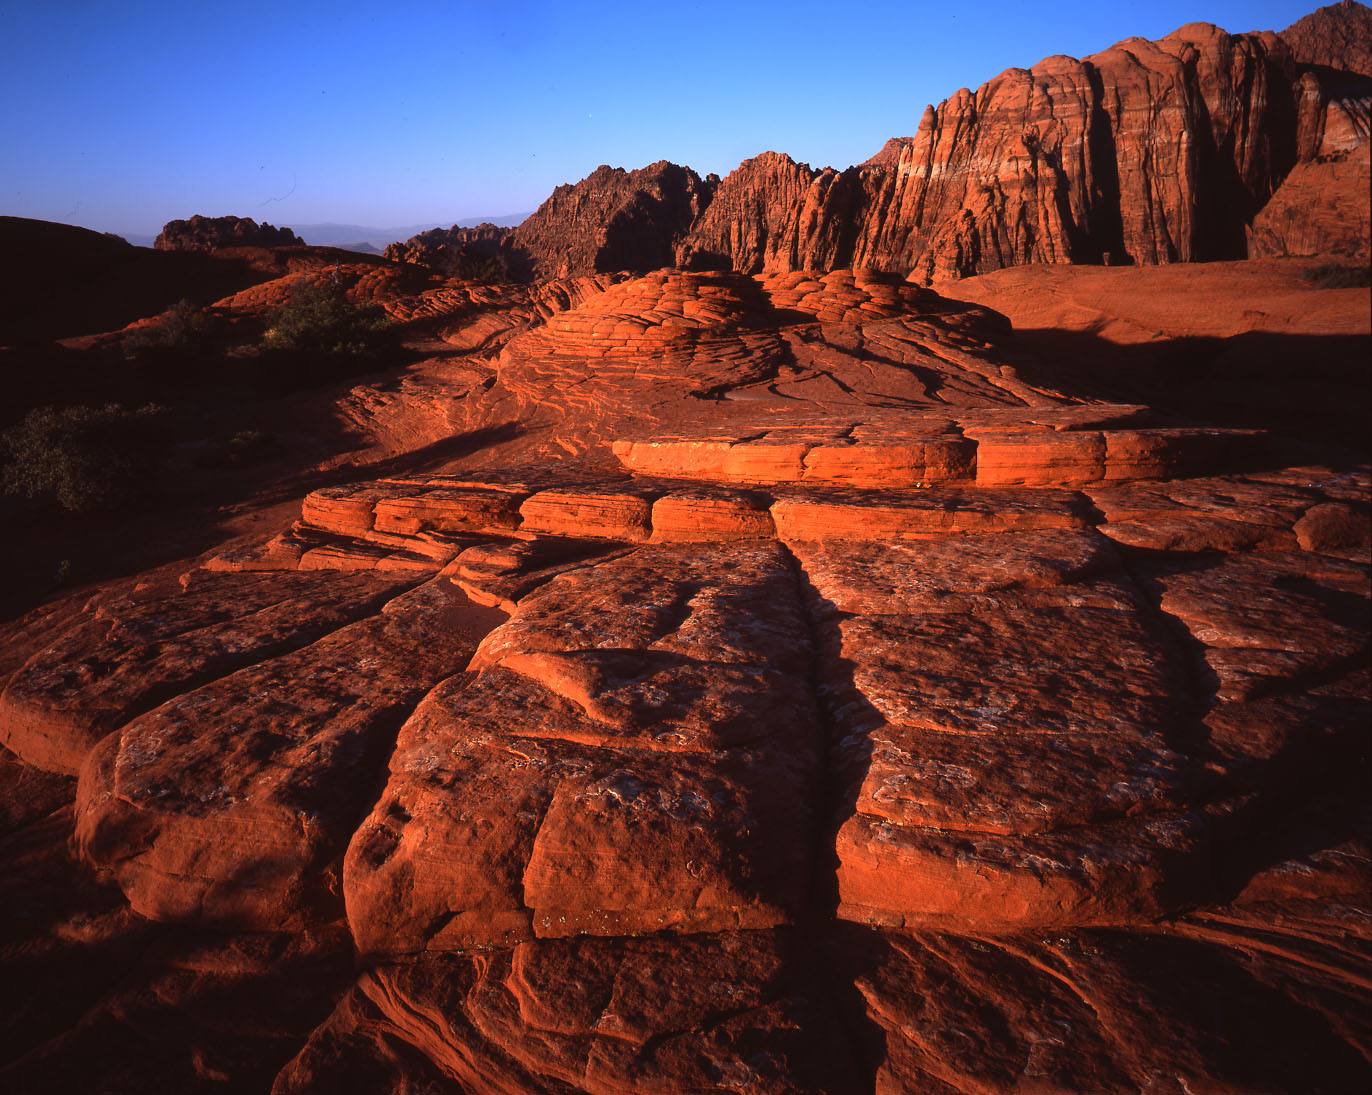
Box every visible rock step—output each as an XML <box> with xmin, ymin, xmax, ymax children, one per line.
<box><xmin>284</xmin><ymin>474</ymin><xmax>1098</xmax><ymax>550</ymax></box>
<box><xmin>236</xmin><ymin>465</ymin><xmax>1356</xmax><ymax>582</ymax></box>
<box><xmin>0</xmin><ymin>571</ymin><xmax>424</xmax><ymax>774</ymax></box>
<box><xmin>344</xmin><ymin>542</ymin><xmax>824</xmax><ymax>953</ymax></box>
<box><xmin>616</xmin><ymin>425</ymin><xmax>1262</xmax><ymax>488</ymax></box>
<box><xmin>73</xmin><ymin>577</ymin><xmax>510</xmax><ymax>930</ymax></box>
<box><xmin>8</xmin><ymin>472</ymin><xmax>1362</xmax><ymax>970</ymax></box>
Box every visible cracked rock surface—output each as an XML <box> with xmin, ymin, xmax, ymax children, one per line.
<box><xmin>2</xmin><ymin>245</ymin><xmax>1368</xmax><ymax>1093</ymax></box>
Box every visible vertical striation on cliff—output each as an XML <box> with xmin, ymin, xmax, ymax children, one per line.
<box><xmin>388</xmin><ymin>4</ymin><xmax>1369</xmax><ymax>283</ymax></box>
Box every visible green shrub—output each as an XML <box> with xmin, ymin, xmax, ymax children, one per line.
<box><xmin>443</xmin><ymin>250</ymin><xmax>509</xmax><ymax>285</ymax></box>
<box><xmin>1</xmin><ymin>403</ymin><xmax>171</xmax><ymax>512</ymax></box>
<box><xmin>122</xmin><ymin>298</ymin><xmax>219</xmax><ymax>360</ymax></box>
<box><xmin>266</xmin><ymin>282</ymin><xmax>393</xmax><ymax>359</ymax></box>
<box><xmin>254</xmin><ymin>282</ymin><xmax>396</xmax><ymax>392</ymax></box>
<box><xmin>1303</xmin><ymin>263</ymin><xmax>1371</xmax><ymax>289</ymax></box>
<box><xmin>226</xmin><ymin>429</ymin><xmax>276</xmax><ymax>464</ymax></box>
<box><xmin>186</xmin><ymin>428</ymin><xmax>278</xmax><ymax>470</ymax></box>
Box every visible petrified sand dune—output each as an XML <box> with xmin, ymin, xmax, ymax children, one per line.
<box><xmin>3</xmin><ymin>7</ymin><xmax>1370</xmax><ymax>1091</ymax></box>
<box><xmin>4</xmin><ymin>228</ymin><xmax>1368</xmax><ymax>1090</ymax></box>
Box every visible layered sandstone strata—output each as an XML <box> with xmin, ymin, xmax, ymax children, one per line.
<box><xmin>2</xmin><ymin>212</ymin><xmax>1368</xmax><ymax>1094</ymax></box>
<box><xmin>3</xmin><ymin>451</ymin><xmax>1365</xmax><ymax>1092</ymax></box>
<box><xmin>388</xmin><ymin>6</ymin><xmax>1371</xmax><ymax>285</ymax></box>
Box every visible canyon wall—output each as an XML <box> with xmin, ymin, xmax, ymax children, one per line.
<box><xmin>683</xmin><ymin>9</ymin><xmax>1370</xmax><ymax>278</ymax></box>
<box><xmin>395</xmin><ymin>3</ymin><xmax>1370</xmax><ymax>282</ymax></box>
<box><xmin>387</xmin><ymin>161</ymin><xmax>716</xmax><ymax>281</ymax></box>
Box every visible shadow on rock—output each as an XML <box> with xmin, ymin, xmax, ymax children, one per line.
<box><xmin>1004</xmin><ymin>329</ymin><xmax>1372</xmax><ymax>458</ymax></box>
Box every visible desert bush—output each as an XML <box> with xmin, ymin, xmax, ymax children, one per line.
<box><xmin>266</xmin><ymin>282</ymin><xmax>393</xmax><ymax>359</ymax></box>
<box><xmin>190</xmin><ymin>429</ymin><xmax>279</xmax><ymax>469</ymax></box>
<box><xmin>226</xmin><ymin>429</ymin><xmax>276</xmax><ymax>463</ymax></box>
<box><xmin>122</xmin><ymin>298</ymin><xmax>220</xmax><ymax>360</ymax></box>
<box><xmin>256</xmin><ymin>282</ymin><xmax>396</xmax><ymax>392</ymax></box>
<box><xmin>1</xmin><ymin>403</ymin><xmax>171</xmax><ymax>512</ymax></box>
<box><xmin>443</xmin><ymin>249</ymin><xmax>509</xmax><ymax>285</ymax></box>
<box><xmin>1303</xmin><ymin>263</ymin><xmax>1371</xmax><ymax>289</ymax></box>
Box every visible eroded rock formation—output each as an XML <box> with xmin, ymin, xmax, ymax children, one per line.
<box><xmin>388</xmin><ymin>161</ymin><xmax>716</xmax><ymax>282</ymax></box>
<box><xmin>155</xmin><ymin>214</ymin><xmax>305</xmax><ymax>252</ymax></box>
<box><xmin>681</xmin><ymin>14</ymin><xmax>1371</xmax><ymax>278</ymax></box>
<box><xmin>381</xmin><ymin>221</ymin><xmax>518</xmax><ymax>279</ymax></box>
<box><xmin>2</xmin><ymin>241</ymin><xmax>1368</xmax><ymax>1091</ymax></box>
<box><xmin>3</xmin><ymin>7</ymin><xmax>1370</xmax><ymax>1092</ymax></box>
<box><xmin>392</xmin><ymin>5</ymin><xmax>1370</xmax><ymax>282</ymax></box>
<box><xmin>1282</xmin><ymin>0</ymin><xmax>1372</xmax><ymax>76</ymax></box>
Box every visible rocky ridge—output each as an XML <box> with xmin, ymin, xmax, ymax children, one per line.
<box><xmin>392</xmin><ymin>4</ymin><xmax>1371</xmax><ymax>282</ymax></box>
<box><xmin>386</xmin><ymin>161</ymin><xmax>716</xmax><ymax>282</ymax></box>
<box><xmin>1283</xmin><ymin>0</ymin><xmax>1372</xmax><ymax>76</ymax></box>
<box><xmin>156</xmin><ymin>215</ymin><xmax>305</xmax><ymax>252</ymax></box>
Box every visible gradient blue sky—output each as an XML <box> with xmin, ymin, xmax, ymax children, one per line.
<box><xmin>1</xmin><ymin>0</ymin><xmax>1328</xmax><ymax>238</ymax></box>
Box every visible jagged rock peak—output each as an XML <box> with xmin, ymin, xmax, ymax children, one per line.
<box><xmin>675</xmin><ymin>152</ymin><xmax>854</xmax><ymax>274</ymax></box>
<box><xmin>395</xmin><ymin>6</ymin><xmax>1370</xmax><ymax>285</ymax></box>
<box><xmin>391</xmin><ymin>161</ymin><xmax>715</xmax><ymax>282</ymax></box>
<box><xmin>512</xmin><ymin>159</ymin><xmax>715</xmax><ymax>280</ymax></box>
<box><xmin>863</xmin><ymin>136</ymin><xmax>914</xmax><ymax>167</ymax></box>
<box><xmin>384</xmin><ymin>222</ymin><xmax>518</xmax><ymax>280</ymax></box>
<box><xmin>154</xmin><ymin>214</ymin><xmax>304</xmax><ymax>252</ymax></box>
<box><xmin>1280</xmin><ymin>0</ymin><xmax>1372</xmax><ymax>77</ymax></box>
<box><xmin>689</xmin><ymin>12</ymin><xmax>1370</xmax><ymax>279</ymax></box>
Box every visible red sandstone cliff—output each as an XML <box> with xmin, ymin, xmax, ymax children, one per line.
<box><xmin>390</xmin><ymin>5</ymin><xmax>1369</xmax><ymax>284</ymax></box>
<box><xmin>1250</xmin><ymin>2</ymin><xmax>1372</xmax><ymax>257</ymax></box>
<box><xmin>684</xmin><ymin>12</ymin><xmax>1371</xmax><ymax>279</ymax></box>
<box><xmin>389</xmin><ymin>161</ymin><xmax>715</xmax><ymax>282</ymax></box>
<box><xmin>1282</xmin><ymin>0</ymin><xmax>1372</xmax><ymax>76</ymax></box>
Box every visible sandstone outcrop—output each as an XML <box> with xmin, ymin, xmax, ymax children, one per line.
<box><xmin>1248</xmin><ymin>117</ymin><xmax>1372</xmax><ymax>257</ymax></box>
<box><xmin>155</xmin><ymin>215</ymin><xmax>305</xmax><ymax>252</ymax></box>
<box><xmin>345</xmin><ymin>541</ymin><xmax>823</xmax><ymax>954</ymax></box>
<box><xmin>381</xmin><ymin>221</ymin><xmax>517</xmax><ymax>279</ymax></box>
<box><xmin>3</xmin><ymin>12</ymin><xmax>1370</xmax><ymax>1092</ymax></box>
<box><xmin>0</xmin><ymin>571</ymin><xmax>422</xmax><ymax>774</ymax></box>
<box><xmin>677</xmin><ymin>151</ymin><xmax>858</xmax><ymax>275</ymax></box>
<box><xmin>392</xmin><ymin>7</ymin><xmax>1371</xmax><ymax>284</ymax></box>
<box><xmin>682</xmin><ymin>17</ymin><xmax>1372</xmax><ymax>278</ymax></box>
<box><xmin>273</xmin><ymin>932</ymin><xmax>864</xmax><ymax>1094</ymax></box>
<box><xmin>73</xmin><ymin>579</ymin><xmax>508</xmax><ymax>929</ymax></box>
<box><xmin>1281</xmin><ymin>0</ymin><xmax>1372</xmax><ymax>76</ymax></box>
<box><xmin>514</xmin><ymin>161</ymin><xmax>715</xmax><ymax>280</ymax></box>
<box><xmin>7</xmin><ymin>431</ymin><xmax>1362</xmax><ymax>1089</ymax></box>
<box><xmin>390</xmin><ymin>162</ymin><xmax>715</xmax><ymax>282</ymax></box>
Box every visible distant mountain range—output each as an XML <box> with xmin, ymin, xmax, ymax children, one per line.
<box><xmin>119</xmin><ymin>213</ymin><xmax>532</xmax><ymax>252</ymax></box>
<box><xmin>285</xmin><ymin>215</ymin><xmax>532</xmax><ymax>252</ymax></box>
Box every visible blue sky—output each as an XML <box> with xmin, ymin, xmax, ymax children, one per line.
<box><xmin>0</xmin><ymin>0</ymin><xmax>1329</xmax><ymax>238</ymax></box>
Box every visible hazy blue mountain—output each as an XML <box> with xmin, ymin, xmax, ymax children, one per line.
<box><xmin>111</xmin><ymin>214</ymin><xmax>531</xmax><ymax>251</ymax></box>
<box><xmin>287</xmin><ymin>214</ymin><xmax>531</xmax><ymax>249</ymax></box>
